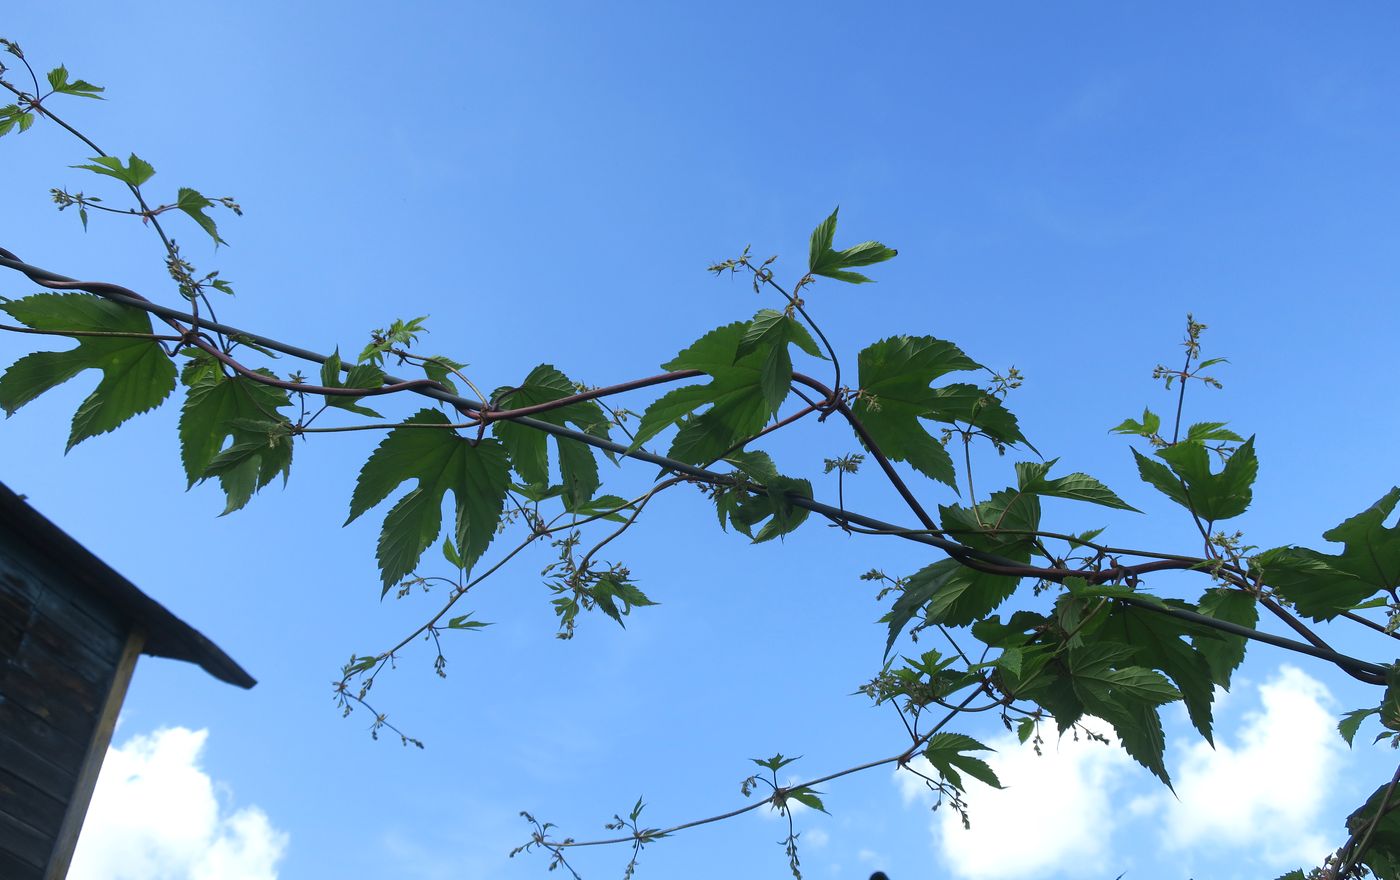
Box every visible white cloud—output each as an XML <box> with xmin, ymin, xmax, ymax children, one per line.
<box><xmin>69</xmin><ymin>727</ymin><xmax>288</xmax><ymax>880</ymax></box>
<box><xmin>1154</xmin><ymin>665</ymin><xmax>1342</xmax><ymax>867</ymax></box>
<box><xmin>900</xmin><ymin>722</ymin><xmax>1134</xmax><ymax>880</ymax></box>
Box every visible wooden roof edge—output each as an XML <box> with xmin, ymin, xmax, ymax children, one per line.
<box><xmin>0</xmin><ymin>481</ymin><xmax>256</xmax><ymax>689</ymax></box>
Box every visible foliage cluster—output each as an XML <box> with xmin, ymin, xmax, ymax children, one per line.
<box><xmin>3</xmin><ymin>41</ymin><xmax>1399</xmax><ymax>879</ymax></box>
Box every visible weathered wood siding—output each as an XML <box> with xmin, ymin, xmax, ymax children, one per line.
<box><xmin>0</xmin><ymin>529</ymin><xmax>130</xmax><ymax>880</ymax></box>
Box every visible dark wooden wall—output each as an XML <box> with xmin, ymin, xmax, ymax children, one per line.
<box><xmin>0</xmin><ymin>530</ymin><xmax>138</xmax><ymax>880</ymax></box>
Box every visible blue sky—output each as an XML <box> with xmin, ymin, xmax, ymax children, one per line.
<box><xmin>3</xmin><ymin>4</ymin><xmax>1400</xmax><ymax>878</ymax></box>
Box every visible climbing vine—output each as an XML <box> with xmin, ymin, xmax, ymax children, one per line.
<box><xmin>2</xmin><ymin>40</ymin><xmax>1398</xmax><ymax>879</ymax></box>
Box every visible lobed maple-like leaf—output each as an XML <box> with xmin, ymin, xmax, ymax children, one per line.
<box><xmin>1257</xmin><ymin>487</ymin><xmax>1400</xmax><ymax>620</ymax></box>
<box><xmin>348</xmin><ymin>408</ymin><xmax>512</xmax><ymax>590</ymax></box>
<box><xmin>0</xmin><ymin>293</ymin><xmax>176</xmax><ymax>449</ymax></box>
<box><xmin>492</xmin><ymin>364</ymin><xmax>611</xmax><ymax>510</ymax></box>
<box><xmin>631</xmin><ymin>322</ymin><xmax>774</xmax><ymax>464</ymax></box>
<box><xmin>178</xmin><ymin>354</ymin><xmax>293</xmax><ymax>514</ymax></box>
<box><xmin>852</xmin><ymin>335</ymin><xmax>983</xmax><ymax>488</ymax></box>
<box><xmin>807</xmin><ymin>208</ymin><xmax>897</xmax><ymax>284</ymax></box>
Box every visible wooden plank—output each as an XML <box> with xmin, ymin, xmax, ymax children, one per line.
<box><xmin>0</xmin><ymin>766</ymin><xmax>64</xmax><ymax>840</ymax></box>
<box><xmin>6</xmin><ymin>631</ymin><xmax>110</xmax><ymax>713</ymax></box>
<box><xmin>0</xmin><ymin>845</ymin><xmax>44</xmax><ymax>880</ymax></box>
<box><xmin>0</xmin><ymin>551</ymin><xmax>124</xmax><ymax>643</ymax></box>
<box><xmin>0</xmin><ymin>702</ymin><xmax>86</xmax><ymax>771</ymax></box>
<box><xmin>0</xmin><ymin>560</ymin><xmax>124</xmax><ymax>660</ymax></box>
<box><xmin>44</xmin><ymin>627</ymin><xmax>143</xmax><ymax>880</ymax></box>
<box><xmin>0</xmin><ymin>728</ymin><xmax>74</xmax><ymax>803</ymax></box>
<box><xmin>0</xmin><ymin>663</ymin><xmax>101</xmax><ymax>746</ymax></box>
<box><xmin>0</xmin><ymin>808</ymin><xmax>48</xmax><ymax>873</ymax></box>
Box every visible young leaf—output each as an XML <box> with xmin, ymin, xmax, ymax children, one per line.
<box><xmin>318</xmin><ymin>349</ymin><xmax>385</xmax><ymax>418</ymax></box>
<box><xmin>492</xmin><ymin>364</ymin><xmax>611</xmax><ymax>510</ymax></box>
<box><xmin>0</xmin><ymin>104</ymin><xmax>36</xmax><ymax>137</ymax></box>
<box><xmin>178</xmin><ymin>356</ymin><xmax>293</xmax><ymax>513</ymax></box>
<box><xmin>172</xmin><ymin>188</ymin><xmax>227</xmax><ymax>245</ymax></box>
<box><xmin>72</xmin><ymin>153</ymin><xmax>156</xmax><ymax>188</ymax></box>
<box><xmin>752</xmin><ymin>754</ymin><xmax>799</xmax><ymax>772</ymax></box>
<box><xmin>1184</xmin><ymin>421</ymin><xmax>1244</xmax><ymax>443</ymax></box>
<box><xmin>1154</xmin><ymin>437</ymin><xmax>1258</xmax><ymax>522</ymax></box>
<box><xmin>348</xmin><ymin>408</ymin><xmax>512</xmax><ymax>589</ymax></box>
<box><xmin>807</xmin><ymin>208</ymin><xmax>897</xmax><ymax>284</ymax></box>
<box><xmin>1340</xmin><ymin>708</ymin><xmax>1379</xmax><ymax>746</ymax></box>
<box><xmin>783</xmin><ymin>786</ymin><xmax>828</xmax><ymax>814</ymax></box>
<box><xmin>0</xmin><ymin>293</ymin><xmax>177</xmax><ymax>449</ymax></box>
<box><xmin>1110</xmin><ymin>408</ymin><xmax>1161</xmax><ymax>438</ymax></box>
<box><xmin>853</xmin><ymin>336</ymin><xmax>983</xmax><ymax>488</ymax></box>
<box><xmin>420</xmin><ymin>354</ymin><xmax>466</xmax><ymax>394</ymax></box>
<box><xmin>922</xmin><ymin>732</ymin><xmax>1003</xmax><ymax>792</ymax></box>
<box><xmin>589</xmin><ymin>571</ymin><xmax>658</xmax><ymax>626</ymax></box>
<box><xmin>45</xmin><ymin>65</ymin><xmax>104</xmax><ymax>99</ymax></box>
<box><xmin>1015</xmin><ymin>459</ymin><xmax>1139</xmax><ymax>512</ymax></box>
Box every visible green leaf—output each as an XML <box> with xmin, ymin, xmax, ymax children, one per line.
<box><xmin>922</xmin><ymin>733</ymin><xmax>1003</xmax><ymax>792</ymax></box>
<box><xmin>1184</xmin><ymin>421</ymin><xmax>1244</xmax><ymax>443</ymax></box>
<box><xmin>752</xmin><ymin>754</ymin><xmax>799</xmax><ymax>772</ymax></box>
<box><xmin>782</xmin><ymin>786</ymin><xmax>828</xmax><ymax>814</ymax></box>
<box><xmin>853</xmin><ymin>336</ymin><xmax>983</xmax><ymax>488</ymax></box>
<box><xmin>1254</xmin><ymin>546</ymin><xmax>1370</xmax><ymax>622</ymax></box>
<box><xmin>492</xmin><ymin>365</ymin><xmax>611</xmax><ymax>510</ymax></box>
<box><xmin>1344</xmin><ymin>781</ymin><xmax>1400</xmax><ymax>878</ymax></box>
<box><xmin>318</xmin><ymin>349</ymin><xmax>385</xmax><ymax>418</ymax></box>
<box><xmin>1067</xmin><ymin>644</ymin><xmax>1179</xmax><ymax>785</ymax></box>
<box><xmin>0</xmin><ymin>104</ymin><xmax>36</xmax><ymax>137</ymax></box>
<box><xmin>1015</xmin><ymin>459</ymin><xmax>1139</xmax><ymax>512</ymax></box>
<box><xmin>1340</xmin><ymin>708</ymin><xmax>1379</xmax><ymax>746</ymax></box>
<box><xmin>1098</xmin><ymin>603</ymin><xmax>1220</xmax><ymax>744</ymax></box>
<box><xmin>420</xmin><ymin>355</ymin><xmax>466</xmax><ymax>394</ymax></box>
<box><xmin>735</xmin><ymin>309</ymin><xmax>826</xmax><ymax>413</ymax></box>
<box><xmin>348</xmin><ymin>408</ymin><xmax>512</xmax><ymax>589</ymax></box>
<box><xmin>563</xmin><ymin>493</ymin><xmax>634</xmax><ymax>523</ymax></box>
<box><xmin>1131</xmin><ymin>447</ymin><xmax>1190</xmax><ymax>508</ymax></box>
<box><xmin>1321</xmin><ymin>487</ymin><xmax>1400</xmax><ymax>592</ymax></box>
<box><xmin>807</xmin><ymin>208</ymin><xmax>897</xmax><ymax>284</ymax></box>
<box><xmin>442</xmin><ymin>536</ymin><xmax>464</xmax><ymax>569</ymax></box>
<box><xmin>45</xmin><ymin>65</ymin><xmax>104</xmax><ymax>99</ymax></box>
<box><xmin>1154</xmin><ymin>437</ymin><xmax>1258</xmax><ymax>521</ymax></box>
<box><xmin>939</xmin><ymin>489</ymin><xmax>1041</xmax><ymax>558</ymax></box>
<box><xmin>632</xmin><ymin>323</ymin><xmax>777</xmax><ymax>464</ymax></box>
<box><xmin>72</xmin><ymin>153</ymin><xmax>156</xmax><ymax>187</ymax></box>
<box><xmin>1194</xmin><ymin>588</ymin><xmax>1257</xmax><ymax>687</ymax></box>
<box><xmin>1110</xmin><ymin>408</ymin><xmax>1161</xmax><ymax>438</ymax></box>
<box><xmin>718</xmin><ymin>450</ymin><xmax>813</xmax><ymax>542</ymax></box>
<box><xmin>174</xmin><ymin>188</ymin><xmax>226</xmax><ymax>246</ymax></box>
<box><xmin>925</xmin><ymin>383</ymin><xmax>1034</xmax><ymax>450</ymax></box>
<box><xmin>0</xmin><ymin>293</ymin><xmax>177</xmax><ymax>449</ymax></box>
<box><xmin>589</xmin><ymin>570</ymin><xmax>658</xmax><ymax>626</ymax></box>
<box><xmin>885</xmin><ymin>559</ymin><xmax>1019</xmax><ymax>655</ymax></box>
<box><xmin>737</xmin><ymin>309</ymin><xmax>825</xmax><ymax>361</ymax></box>
<box><xmin>178</xmin><ymin>356</ymin><xmax>293</xmax><ymax>513</ymax></box>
